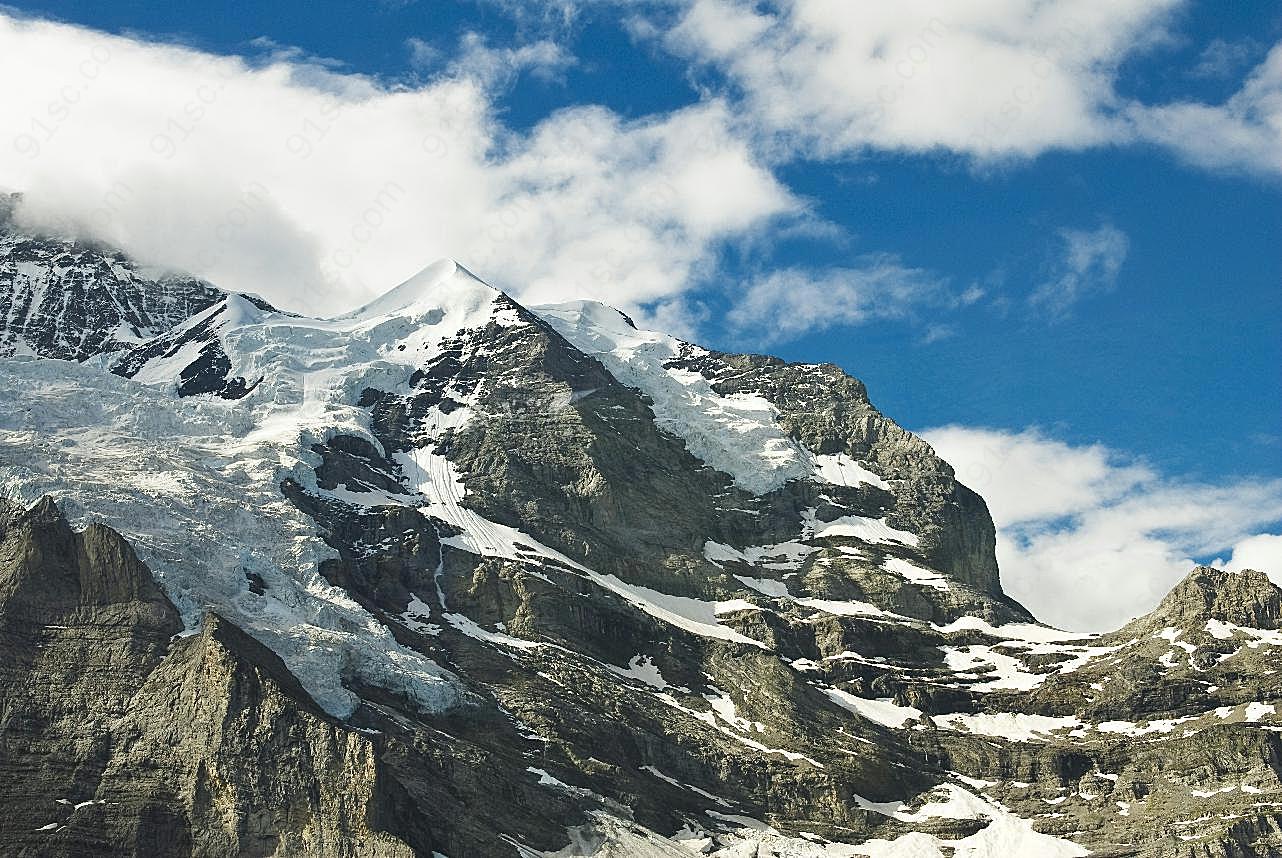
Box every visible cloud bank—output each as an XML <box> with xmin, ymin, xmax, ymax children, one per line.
<box><xmin>643</xmin><ymin>0</ymin><xmax>1282</xmax><ymax>174</ymax></box>
<box><xmin>0</xmin><ymin>13</ymin><xmax>797</xmax><ymax>321</ymax></box>
<box><xmin>923</xmin><ymin>425</ymin><xmax>1282</xmax><ymax>632</ymax></box>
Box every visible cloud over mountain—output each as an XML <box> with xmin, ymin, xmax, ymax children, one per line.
<box><xmin>0</xmin><ymin>13</ymin><xmax>797</xmax><ymax>321</ymax></box>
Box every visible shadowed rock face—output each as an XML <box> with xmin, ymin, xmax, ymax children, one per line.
<box><xmin>0</xmin><ymin>497</ymin><xmax>183</xmax><ymax>831</ymax></box>
<box><xmin>0</xmin><ymin>499</ymin><xmax>640</xmax><ymax>858</ymax></box>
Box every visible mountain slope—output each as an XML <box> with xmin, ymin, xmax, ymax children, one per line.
<box><xmin>0</xmin><ymin>221</ymin><xmax>1278</xmax><ymax>857</ymax></box>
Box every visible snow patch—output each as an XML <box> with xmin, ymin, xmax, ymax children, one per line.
<box><xmin>400</xmin><ymin>593</ymin><xmax>439</xmax><ymax>635</ymax></box>
<box><xmin>810</xmin><ymin>452</ymin><xmax>889</xmax><ymax>490</ymax></box>
<box><xmin>797</xmin><ymin>597</ymin><xmax>890</xmax><ymax>618</ymax></box>
<box><xmin>934</xmin><ymin>712</ymin><xmax>1082</xmax><ymax>743</ymax></box>
<box><xmin>732</xmin><ymin>574</ymin><xmax>791</xmax><ymax>598</ymax></box>
<box><xmin>590</xmin><ymin>573</ymin><xmax>768</xmax><ymax>649</ymax></box>
<box><xmin>1204</xmin><ymin>619</ymin><xmax>1282</xmax><ymax>648</ymax></box>
<box><xmin>607</xmin><ymin>655</ymin><xmax>669</xmax><ymax>689</ymax></box>
<box><xmin>805</xmin><ymin>510</ymin><xmax>920</xmax><ymax>547</ymax></box>
<box><xmin>444</xmin><ymin>613</ymin><xmax>540</xmax><ymax>650</ymax></box>
<box><xmin>824</xmin><ymin>688</ymin><xmax>921</xmax><ymax>728</ymax></box>
<box><xmin>883</xmin><ymin>555</ymin><xmax>950</xmax><ymax>591</ymax></box>
<box><xmin>941</xmin><ymin>645</ymin><xmax>1047</xmax><ymax>692</ymax></box>
<box><xmin>933</xmin><ymin>616</ymin><xmax>1086</xmax><ymax>643</ymax></box>
<box><xmin>1246</xmin><ymin>702</ymin><xmax>1275</xmax><ymax>722</ymax></box>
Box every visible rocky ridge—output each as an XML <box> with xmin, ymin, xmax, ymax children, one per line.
<box><xmin>0</xmin><ymin>200</ymin><xmax>224</xmax><ymax>362</ymax></box>
<box><xmin>0</xmin><ymin>217</ymin><xmax>1279</xmax><ymax>857</ymax></box>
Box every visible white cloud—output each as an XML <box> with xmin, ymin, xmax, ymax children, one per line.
<box><xmin>921</xmin><ymin>425</ymin><xmax>1282</xmax><ymax>632</ymax></box>
<box><xmin>725</xmin><ymin>257</ymin><xmax>952</xmax><ymax>344</ymax></box>
<box><xmin>1028</xmin><ymin>224</ymin><xmax>1129</xmax><ymax>319</ymax></box>
<box><xmin>405</xmin><ymin>36</ymin><xmax>444</xmax><ymax>70</ymax></box>
<box><xmin>1188</xmin><ymin>37</ymin><xmax>1261</xmax><ymax>81</ymax></box>
<box><xmin>474</xmin><ymin>0</ymin><xmax>582</xmax><ymax>32</ymax></box>
<box><xmin>0</xmin><ymin>13</ymin><xmax>797</xmax><ymax>320</ymax></box>
<box><xmin>1126</xmin><ymin>42</ymin><xmax>1282</xmax><ymax>175</ymax></box>
<box><xmin>488</xmin><ymin>100</ymin><xmax>799</xmax><ymax>312</ymax></box>
<box><xmin>653</xmin><ymin>0</ymin><xmax>1179</xmax><ymax>160</ymax></box>
<box><xmin>440</xmin><ymin>32</ymin><xmax>577</xmax><ymax>87</ymax></box>
<box><xmin>639</xmin><ymin>0</ymin><xmax>1282</xmax><ymax>175</ymax></box>
<box><xmin>1218</xmin><ymin>533</ymin><xmax>1282</xmax><ymax>577</ymax></box>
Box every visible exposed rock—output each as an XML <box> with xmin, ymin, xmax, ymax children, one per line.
<box><xmin>0</xmin><ymin>212</ymin><xmax>224</xmax><ymax>362</ymax></box>
<box><xmin>0</xmin><ymin>499</ymin><xmax>419</xmax><ymax>857</ymax></box>
<box><xmin>1136</xmin><ymin>566</ymin><xmax>1282</xmax><ymax>632</ymax></box>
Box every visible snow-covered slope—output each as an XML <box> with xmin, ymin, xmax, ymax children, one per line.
<box><xmin>0</xmin><ymin>258</ymin><xmax>524</xmax><ymax>716</ymax></box>
<box><xmin>535</xmin><ymin>301</ymin><xmax>814</xmax><ymax>494</ymax></box>
<box><xmin>536</xmin><ymin>300</ymin><xmax>893</xmax><ymax>497</ymax></box>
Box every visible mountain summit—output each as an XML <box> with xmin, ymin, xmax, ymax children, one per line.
<box><xmin>0</xmin><ymin>220</ymin><xmax>1278</xmax><ymax>857</ymax></box>
<box><xmin>342</xmin><ymin>258</ymin><xmax>496</xmax><ymax>320</ymax></box>
<box><xmin>1145</xmin><ymin>565</ymin><xmax>1282</xmax><ymax>630</ymax></box>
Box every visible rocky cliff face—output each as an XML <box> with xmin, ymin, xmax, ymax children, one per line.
<box><xmin>0</xmin><ymin>224</ymin><xmax>1279</xmax><ymax>857</ymax></box>
<box><xmin>0</xmin><ymin>210</ymin><xmax>222</xmax><ymax>362</ymax></box>
<box><xmin>0</xmin><ymin>498</ymin><xmax>426</xmax><ymax>857</ymax></box>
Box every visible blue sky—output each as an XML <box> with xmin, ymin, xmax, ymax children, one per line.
<box><xmin>0</xmin><ymin>0</ymin><xmax>1279</xmax><ymax>627</ymax></box>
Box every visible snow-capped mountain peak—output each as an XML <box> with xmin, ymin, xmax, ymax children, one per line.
<box><xmin>341</xmin><ymin>257</ymin><xmax>505</xmax><ymax>322</ymax></box>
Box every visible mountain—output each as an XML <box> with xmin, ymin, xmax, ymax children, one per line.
<box><xmin>1</xmin><ymin>211</ymin><xmax>1279</xmax><ymax>857</ymax></box>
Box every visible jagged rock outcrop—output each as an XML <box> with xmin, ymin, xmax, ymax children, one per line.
<box><xmin>1138</xmin><ymin>565</ymin><xmax>1282</xmax><ymax>632</ymax></box>
<box><xmin>661</xmin><ymin>347</ymin><xmax>1007</xmax><ymax>600</ymax></box>
<box><xmin>905</xmin><ymin>568</ymin><xmax>1282</xmax><ymax>858</ymax></box>
<box><xmin>0</xmin><ymin>197</ymin><xmax>224</xmax><ymax>362</ymax></box>
<box><xmin>0</xmin><ymin>499</ymin><xmax>419</xmax><ymax>857</ymax></box>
